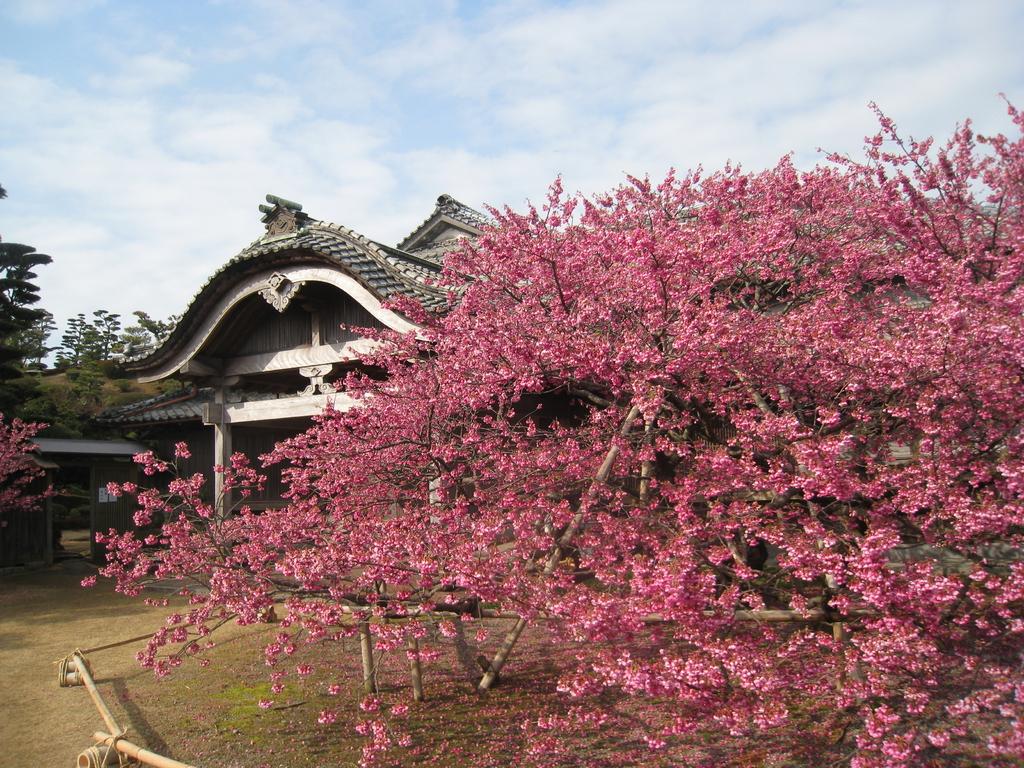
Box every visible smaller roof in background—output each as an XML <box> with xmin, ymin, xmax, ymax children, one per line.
<box><xmin>398</xmin><ymin>194</ymin><xmax>491</xmax><ymax>253</ymax></box>
<box><xmin>32</xmin><ymin>438</ymin><xmax>150</xmax><ymax>456</ymax></box>
<box><xmin>96</xmin><ymin>388</ymin><xmax>207</xmax><ymax>425</ymax></box>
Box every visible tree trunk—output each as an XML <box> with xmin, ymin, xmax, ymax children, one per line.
<box><xmin>358</xmin><ymin>620</ymin><xmax>377</xmax><ymax>695</ymax></box>
<box><xmin>407</xmin><ymin>635</ymin><xmax>424</xmax><ymax>702</ymax></box>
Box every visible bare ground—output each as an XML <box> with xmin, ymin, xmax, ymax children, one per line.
<box><xmin>0</xmin><ymin>550</ymin><xmax>644</xmax><ymax>768</ymax></box>
<box><xmin>0</xmin><ymin>537</ymin><xmax>833</xmax><ymax>767</ymax></box>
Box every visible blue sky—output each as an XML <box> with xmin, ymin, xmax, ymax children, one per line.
<box><xmin>1</xmin><ymin>0</ymin><xmax>1022</xmax><ymax>338</ymax></box>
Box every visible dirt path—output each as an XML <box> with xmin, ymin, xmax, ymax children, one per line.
<box><xmin>0</xmin><ymin>558</ymin><xmax>249</xmax><ymax>767</ymax></box>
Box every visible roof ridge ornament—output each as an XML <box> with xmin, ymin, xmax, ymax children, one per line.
<box><xmin>260</xmin><ymin>194</ymin><xmax>310</xmax><ymax>237</ymax></box>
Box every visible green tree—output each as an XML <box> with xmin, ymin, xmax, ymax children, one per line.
<box><xmin>0</xmin><ymin>184</ymin><xmax>52</xmax><ymax>416</ymax></box>
<box><xmin>10</xmin><ymin>309</ymin><xmax>56</xmax><ymax>370</ymax></box>
<box><xmin>56</xmin><ymin>313</ymin><xmax>88</xmax><ymax>368</ymax></box>
<box><xmin>90</xmin><ymin>309</ymin><xmax>121</xmax><ymax>359</ymax></box>
<box><xmin>58</xmin><ymin>310</ymin><xmax>128</xmax><ymax>366</ymax></box>
<box><xmin>119</xmin><ymin>310</ymin><xmax>177</xmax><ymax>358</ymax></box>
<box><xmin>0</xmin><ymin>242</ymin><xmax>53</xmax><ymax>381</ymax></box>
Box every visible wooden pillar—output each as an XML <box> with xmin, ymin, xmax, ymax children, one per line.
<box><xmin>310</xmin><ymin>308</ymin><xmax>322</xmax><ymax>347</ymax></box>
<box><xmin>212</xmin><ymin>384</ymin><xmax>233</xmax><ymax>516</ymax></box>
<box><xmin>44</xmin><ymin>468</ymin><xmax>54</xmax><ymax>565</ymax></box>
<box><xmin>88</xmin><ymin>463</ymin><xmax>98</xmax><ymax>562</ymax></box>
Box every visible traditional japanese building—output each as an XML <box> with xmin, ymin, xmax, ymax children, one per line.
<box><xmin>100</xmin><ymin>193</ymin><xmax>487</xmax><ymax>514</ymax></box>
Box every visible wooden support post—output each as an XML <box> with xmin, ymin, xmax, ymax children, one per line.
<box><xmin>478</xmin><ymin>616</ymin><xmax>526</xmax><ymax>693</ymax></box>
<box><xmin>479</xmin><ymin>405</ymin><xmax>643</xmax><ymax>693</ymax></box>
<box><xmin>825</xmin><ymin>573</ymin><xmax>864</xmax><ymax>688</ymax></box>
<box><xmin>407</xmin><ymin>636</ymin><xmax>424</xmax><ymax>702</ymax></box>
<box><xmin>310</xmin><ymin>308</ymin><xmax>322</xmax><ymax>347</ymax></box>
<box><xmin>638</xmin><ymin>416</ymin><xmax>655</xmax><ymax>504</ymax></box>
<box><xmin>359</xmin><ymin>620</ymin><xmax>377</xmax><ymax>695</ymax></box>
<box><xmin>44</xmin><ymin>479</ymin><xmax>54</xmax><ymax>565</ymax></box>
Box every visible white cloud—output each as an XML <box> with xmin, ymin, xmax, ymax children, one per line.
<box><xmin>89</xmin><ymin>54</ymin><xmax>192</xmax><ymax>94</ymax></box>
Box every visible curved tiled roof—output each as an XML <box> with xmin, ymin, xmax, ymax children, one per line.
<box><xmin>240</xmin><ymin>222</ymin><xmax>447</xmax><ymax>310</ymax></box>
<box><xmin>125</xmin><ymin>206</ymin><xmax>452</xmax><ymax>374</ymax></box>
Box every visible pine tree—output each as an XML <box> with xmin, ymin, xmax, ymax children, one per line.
<box><xmin>90</xmin><ymin>309</ymin><xmax>121</xmax><ymax>359</ymax></box>
<box><xmin>119</xmin><ymin>310</ymin><xmax>177</xmax><ymax>358</ymax></box>
<box><xmin>10</xmin><ymin>309</ymin><xmax>56</xmax><ymax>370</ymax></box>
<box><xmin>56</xmin><ymin>313</ymin><xmax>88</xmax><ymax>368</ymax></box>
<box><xmin>0</xmin><ymin>183</ymin><xmax>52</xmax><ymax>381</ymax></box>
<box><xmin>0</xmin><ymin>244</ymin><xmax>53</xmax><ymax>380</ymax></box>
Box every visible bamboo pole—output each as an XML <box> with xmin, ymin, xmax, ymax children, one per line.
<box><xmin>358</xmin><ymin>620</ymin><xmax>378</xmax><ymax>695</ymax></box>
<box><xmin>478</xmin><ymin>405</ymin><xmax>643</xmax><ymax>692</ymax></box>
<box><xmin>407</xmin><ymin>636</ymin><xmax>424</xmax><ymax>702</ymax></box>
<box><xmin>77</xmin><ymin>744</ymin><xmax>119</xmax><ymax>767</ymax></box>
<box><xmin>71</xmin><ymin>653</ymin><xmax>122</xmax><ymax>737</ymax></box>
<box><xmin>91</xmin><ymin>731</ymin><xmax>196</xmax><ymax>768</ymax></box>
<box><xmin>79</xmin><ymin>632</ymin><xmax>157</xmax><ymax>656</ymax></box>
<box><xmin>332</xmin><ymin>604</ymin><xmax>872</xmax><ymax>624</ymax></box>
<box><xmin>479</xmin><ymin>608</ymin><xmax>872</xmax><ymax>623</ymax></box>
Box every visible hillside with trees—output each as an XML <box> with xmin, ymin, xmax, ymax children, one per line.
<box><xmin>21</xmin><ymin>309</ymin><xmax>180</xmax><ymax>438</ymax></box>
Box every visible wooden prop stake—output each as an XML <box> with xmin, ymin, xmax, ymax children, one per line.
<box><xmin>478</xmin><ymin>405</ymin><xmax>642</xmax><ymax>692</ymax></box>
<box><xmin>825</xmin><ymin>573</ymin><xmax>865</xmax><ymax>688</ymax></box>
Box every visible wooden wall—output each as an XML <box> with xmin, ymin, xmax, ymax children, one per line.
<box><xmin>236</xmin><ymin>303</ymin><xmax>312</xmax><ymax>356</ymax></box>
<box><xmin>322</xmin><ymin>295</ymin><xmax>384</xmax><ymax>344</ymax></box>
<box><xmin>90</xmin><ymin>460</ymin><xmax>140</xmax><ymax>562</ymax></box>
<box><xmin>147</xmin><ymin>423</ymin><xmax>302</xmax><ymax>508</ymax></box>
<box><xmin>0</xmin><ymin>472</ymin><xmax>51</xmax><ymax>568</ymax></box>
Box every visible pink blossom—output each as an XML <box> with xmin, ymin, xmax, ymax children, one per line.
<box><xmin>317</xmin><ymin>709</ymin><xmax>337</xmax><ymax>725</ymax></box>
<box><xmin>93</xmin><ymin>104</ymin><xmax>1024</xmax><ymax>768</ymax></box>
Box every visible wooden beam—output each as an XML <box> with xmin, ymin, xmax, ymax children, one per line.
<box><xmin>202</xmin><ymin>403</ymin><xmax>224</xmax><ymax>425</ymax></box>
<box><xmin>222</xmin><ymin>339</ymin><xmax>379</xmax><ymax>377</ymax></box>
<box><xmin>178</xmin><ymin>355</ymin><xmax>222</xmax><ymax>377</ymax></box>
<box><xmin>219</xmin><ymin>392</ymin><xmax>359</xmax><ymax>424</ymax></box>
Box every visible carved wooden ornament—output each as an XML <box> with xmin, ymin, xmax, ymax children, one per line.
<box><xmin>259</xmin><ymin>273</ymin><xmax>304</xmax><ymax>312</ymax></box>
<box><xmin>298</xmin><ymin>364</ymin><xmax>334</xmax><ymax>396</ymax></box>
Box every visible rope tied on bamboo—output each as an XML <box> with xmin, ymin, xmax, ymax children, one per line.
<box><xmin>104</xmin><ymin>731</ymin><xmax>133</xmax><ymax>767</ymax></box>
<box><xmin>59</xmin><ymin>648</ymin><xmax>92</xmax><ymax>687</ymax></box>
<box><xmin>79</xmin><ymin>731</ymin><xmax>133</xmax><ymax>768</ymax></box>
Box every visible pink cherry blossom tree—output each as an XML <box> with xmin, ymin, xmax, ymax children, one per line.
<box><xmin>103</xmin><ymin>104</ymin><xmax>1024</xmax><ymax>767</ymax></box>
<box><xmin>0</xmin><ymin>415</ymin><xmax>47</xmax><ymax>535</ymax></box>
